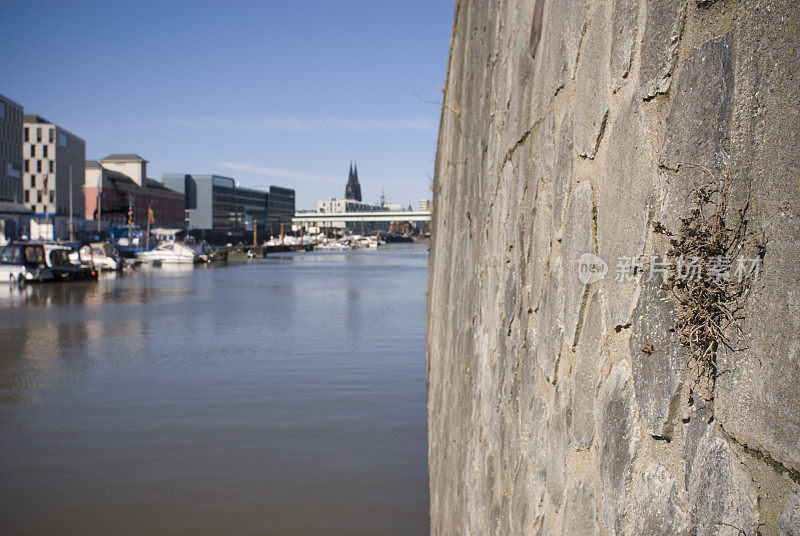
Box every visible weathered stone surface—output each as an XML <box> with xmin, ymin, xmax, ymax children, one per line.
<box><xmin>640</xmin><ymin>0</ymin><xmax>686</xmax><ymax>99</ymax></box>
<box><xmin>428</xmin><ymin>1</ymin><xmax>799</xmax><ymax>534</ymax></box>
<box><xmin>714</xmin><ymin>1</ymin><xmax>800</xmax><ymax>477</ymax></box>
<box><xmin>545</xmin><ymin>381</ymin><xmax>568</xmax><ymax>510</ymax></box>
<box><xmin>632</xmin><ymin>465</ymin><xmax>690</xmax><ymax>536</ymax></box>
<box><xmin>684</xmin><ymin>402</ymin><xmax>760</xmax><ymax>536</ymax></box>
<box><xmin>659</xmin><ymin>33</ymin><xmax>733</xmax><ymax>169</ymax></box>
<box><xmin>658</xmin><ymin>33</ymin><xmax>734</xmax><ymax>229</ymax></box>
<box><xmin>552</xmin><ymin>110</ymin><xmax>573</xmax><ymax>241</ymax></box>
<box><xmin>598</xmin><ymin>361</ymin><xmax>640</xmax><ymax>535</ymax></box>
<box><xmin>564</xmin><ymin>479</ymin><xmax>600</xmax><ymax>536</ymax></box>
<box><xmin>598</xmin><ymin>95</ymin><xmax>655</xmax><ymax>328</ymax></box>
<box><xmin>629</xmin><ymin>276</ymin><xmax>685</xmax><ymax>438</ymax></box>
<box><xmin>610</xmin><ymin>0</ymin><xmax>640</xmax><ymax>92</ymax></box>
<box><xmin>561</xmin><ymin>181</ymin><xmax>594</xmax><ymax>347</ymax></box>
<box><xmin>781</xmin><ymin>492</ymin><xmax>800</xmax><ymax>536</ymax></box>
<box><xmin>569</xmin><ymin>291</ymin><xmax>604</xmax><ymax>449</ymax></box>
<box><xmin>535</xmin><ymin>0</ymin><xmax>586</xmax><ymax>106</ymax></box>
<box><xmin>573</xmin><ymin>3</ymin><xmax>609</xmax><ymax>159</ymax></box>
<box><xmin>536</xmin><ymin>262</ymin><xmax>564</xmax><ymax>383</ymax></box>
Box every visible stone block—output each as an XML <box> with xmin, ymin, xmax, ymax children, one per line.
<box><xmin>536</xmin><ymin>261</ymin><xmax>564</xmax><ymax>383</ymax></box>
<box><xmin>573</xmin><ymin>3</ymin><xmax>609</xmax><ymax>159</ymax></box>
<box><xmin>546</xmin><ymin>380</ymin><xmax>568</xmax><ymax>510</ymax></box>
<box><xmin>683</xmin><ymin>401</ymin><xmax>760</xmax><ymax>536</ymax></box>
<box><xmin>658</xmin><ymin>33</ymin><xmax>733</xmax><ymax>229</ymax></box>
<box><xmin>640</xmin><ymin>0</ymin><xmax>687</xmax><ymax>99</ymax></box>
<box><xmin>598</xmin><ymin>95</ymin><xmax>655</xmax><ymax>328</ymax></box>
<box><xmin>535</xmin><ymin>0</ymin><xmax>586</xmax><ymax>106</ymax></box>
<box><xmin>629</xmin><ymin>276</ymin><xmax>685</xmax><ymax>438</ymax></box>
<box><xmin>631</xmin><ymin>465</ymin><xmax>689</xmax><ymax>536</ymax></box>
<box><xmin>569</xmin><ymin>291</ymin><xmax>604</xmax><ymax>450</ymax></box>
<box><xmin>552</xmin><ymin>110</ymin><xmax>573</xmax><ymax>241</ymax></box>
<box><xmin>598</xmin><ymin>361</ymin><xmax>641</xmax><ymax>535</ymax></box>
<box><xmin>610</xmin><ymin>0</ymin><xmax>640</xmax><ymax>92</ymax></box>
<box><xmin>561</xmin><ymin>181</ymin><xmax>594</xmax><ymax>347</ymax></box>
<box><xmin>781</xmin><ymin>492</ymin><xmax>800</xmax><ymax>536</ymax></box>
<box><xmin>563</xmin><ymin>479</ymin><xmax>600</xmax><ymax>536</ymax></box>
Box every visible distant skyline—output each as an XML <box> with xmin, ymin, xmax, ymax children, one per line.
<box><xmin>1</xmin><ymin>1</ymin><xmax>454</xmax><ymax>209</ymax></box>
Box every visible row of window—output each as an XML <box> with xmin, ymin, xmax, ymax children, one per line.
<box><xmin>24</xmin><ymin>189</ymin><xmax>55</xmax><ymax>204</ymax></box>
<box><xmin>23</xmin><ymin>159</ymin><xmax>55</xmax><ymax>174</ymax></box>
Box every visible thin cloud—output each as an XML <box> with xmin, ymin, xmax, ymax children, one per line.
<box><xmin>213</xmin><ymin>161</ymin><xmax>340</xmax><ymax>184</ymax></box>
<box><xmin>164</xmin><ymin>116</ymin><xmax>435</xmax><ymax>132</ymax></box>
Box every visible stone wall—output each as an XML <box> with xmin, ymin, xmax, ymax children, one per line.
<box><xmin>426</xmin><ymin>1</ymin><xmax>800</xmax><ymax>534</ymax></box>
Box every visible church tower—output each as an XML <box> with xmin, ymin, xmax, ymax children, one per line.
<box><xmin>345</xmin><ymin>160</ymin><xmax>362</xmax><ymax>201</ymax></box>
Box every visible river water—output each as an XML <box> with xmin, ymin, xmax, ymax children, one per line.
<box><xmin>0</xmin><ymin>244</ymin><xmax>430</xmax><ymax>535</ymax></box>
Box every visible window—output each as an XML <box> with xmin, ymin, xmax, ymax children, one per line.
<box><xmin>0</xmin><ymin>101</ymin><xmax>6</xmax><ymax>120</ymax></box>
<box><xmin>43</xmin><ymin>146</ymin><xmax>48</xmax><ymax>157</ymax></box>
<box><xmin>29</xmin><ymin>145</ymin><xmax>35</xmax><ymax>157</ymax></box>
<box><xmin>6</xmin><ymin>162</ymin><xmax>20</xmax><ymax>179</ymax></box>
<box><xmin>37</xmin><ymin>191</ymin><xmax>42</xmax><ymax>203</ymax></box>
<box><xmin>58</xmin><ymin>132</ymin><xmax>67</xmax><ymax>147</ymax></box>
<box><xmin>24</xmin><ymin>160</ymin><xmax>29</xmax><ymax>172</ymax></box>
<box><xmin>30</xmin><ymin>175</ymin><xmax>35</xmax><ymax>187</ymax></box>
<box><xmin>24</xmin><ymin>128</ymin><xmax>28</xmax><ymax>142</ymax></box>
<box><xmin>49</xmin><ymin>160</ymin><xmax>54</xmax><ymax>173</ymax></box>
<box><xmin>36</xmin><ymin>128</ymin><xmax>42</xmax><ymax>142</ymax></box>
<box><xmin>36</xmin><ymin>160</ymin><xmax>42</xmax><ymax>173</ymax></box>
<box><xmin>25</xmin><ymin>190</ymin><xmax>30</xmax><ymax>203</ymax></box>
<box><xmin>50</xmin><ymin>128</ymin><xmax>54</xmax><ymax>143</ymax></box>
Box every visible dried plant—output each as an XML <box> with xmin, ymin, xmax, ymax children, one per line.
<box><xmin>654</xmin><ymin>164</ymin><xmax>766</xmax><ymax>395</ymax></box>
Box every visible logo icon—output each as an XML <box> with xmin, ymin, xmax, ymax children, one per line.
<box><xmin>578</xmin><ymin>253</ymin><xmax>607</xmax><ymax>284</ymax></box>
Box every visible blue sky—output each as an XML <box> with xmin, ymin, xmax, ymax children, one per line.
<box><xmin>1</xmin><ymin>1</ymin><xmax>454</xmax><ymax>209</ymax></box>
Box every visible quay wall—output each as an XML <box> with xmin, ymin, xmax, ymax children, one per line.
<box><xmin>427</xmin><ymin>1</ymin><xmax>800</xmax><ymax>535</ymax></box>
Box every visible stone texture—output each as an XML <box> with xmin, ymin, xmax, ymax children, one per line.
<box><xmin>683</xmin><ymin>401</ymin><xmax>760</xmax><ymax>536</ymax></box>
<box><xmin>428</xmin><ymin>2</ymin><xmax>800</xmax><ymax>534</ymax></box>
<box><xmin>563</xmin><ymin>480</ymin><xmax>600</xmax><ymax>536</ymax></box>
<box><xmin>658</xmin><ymin>33</ymin><xmax>734</xmax><ymax>229</ymax></box>
<box><xmin>569</xmin><ymin>291</ymin><xmax>604</xmax><ymax>450</ymax></box>
<box><xmin>561</xmin><ymin>181</ymin><xmax>594</xmax><ymax>347</ymax></box>
<box><xmin>573</xmin><ymin>3</ymin><xmax>609</xmax><ymax>159</ymax></box>
<box><xmin>536</xmin><ymin>263</ymin><xmax>564</xmax><ymax>383</ymax></box>
<box><xmin>598</xmin><ymin>361</ymin><xmax>640</xmax><ymax>535</ymax></box>
<box><xmin>629</xmin><ymin>276</ymin><xmax>685</xmax><ymax>438</ymax></box>
<box><xmin>781</xmin><ymin>492</ymin><xmax>800</xmax><ymax>536</ymax></box>
<box><xmin>609</xmin><ymin>0</ymin><xmax>640</xmax><ymax>92</ymax></box>
<box><xmin>545</xmin><ymin>381</ymin><xmax>568</xmax><ymax>511</ymax></box>
<box><xmin>714</xmin><ymin>1</ymin><xmax>800</xmax><ymax>478</ymax></box>
<box><xmin>552</xmin><ymin>110</ymin><xmax>573</xmax><ymax>241</ymax></box>
<box><xmin>535</xmin><ymin>0</ymin><xmax>586</xmax><ymax>107</ymax></box>
<box><xmin>632</xmin><ymin>465</ymin><xmax>690</xmax><ymax>536</ymax></box>
<box><xmin>639</xmin><ymin>0</ymin><xmax>687</xmax><ymax>99</ymax></box>
<box><xmin>598</xmin><ymin>95</ymin><xmax>655</xmax><ymax>328</ymax></box>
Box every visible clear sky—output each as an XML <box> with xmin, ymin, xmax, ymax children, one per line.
<box><xmin>1</xmin><ymin>0</ymin><xmax>454</xmax><ymax>209</ymax></box>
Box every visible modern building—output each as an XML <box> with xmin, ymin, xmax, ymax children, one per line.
<box><xmin>22</xmin><ymin>115</ymin><xmax>85</xmax><ymax>220</ymax></box>
<box><xmin>0</xmin><ymin>94</ymin><xmax>23</xmax><ymax>204</ymax></box>
<box><xmin>345</xmin><ymin>161</ymin><xmax>362</xmax><ymax>201</ymax></box>
<box><xmin>161</xmin><ymin>173</ymin><xmax>289</xmax><ymax>244</ymax></box>
<box><xmin>84</xmin><ymin>155</ymin><xmax>185</xmax><ymax>229</ymax></box>
<box><xmin>266</xmin><ymin>185</ymin><xmax>295</xmax><ymax>237</ymax></box>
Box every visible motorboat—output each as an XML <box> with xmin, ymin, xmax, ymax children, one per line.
<box><xmin>136</xmin><ymin>241</ymin><xmax>200</xmax><ymax>264</ymax></box>
<box><xmin>0</xmin><ymin>242</ymin><xmax>49</xmax><ymax>283</ymax></box>
<box><xmin>79</xmin><ymin>241</ymin><xmax>121</xmax><ymax>271</ymax></box>
<box><xmin>43</xmin><ymin>244</ymin><xmax>98</xmax><ymax>281</ymax></box>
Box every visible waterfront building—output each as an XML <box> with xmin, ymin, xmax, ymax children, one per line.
<box><xmin>162</xmin><ymin>173</ymin><xmax>290</xmax><ymax>243</ymax></box>
<box><xmin>84</xmin><ymin>156</ymin><xmax>185</xmax><ymax>229</ymax></box>
<box><xmin>266</xmin><ymin>185</ymin><xmax>296</xmax><ymax>237</ymax></box>
<box><xmin>0</xmin><ymin>94</ymin><xmax>23</xmax><ymax>204</ymax></box>
<box><xmin>419</xmin><ymin>199</ymin><xmax>430</xmax><ymax>212</ymax></box>
<box><xmin>22</xmin><ymin>115</ymin><xmax>85</xmax><ymax>221</ymax></box>
<box><xmin>345</xmin><ymin>161</ymin><xmax>362</xmax><ymax>201</ymax></box>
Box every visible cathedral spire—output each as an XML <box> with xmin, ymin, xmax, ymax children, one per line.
<box><xmin>345</xmin><ymin>160</ymin><xmax>363</xmax><ymax>201</ymax></box>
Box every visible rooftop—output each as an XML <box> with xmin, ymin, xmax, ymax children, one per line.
<box><xmin>23</xmin><ymin>114</ymin><xmax>51</xmax><ymax>125</ymax></box>
<box><xmin>101</xmin><ymin>154</ymin><xmax>148</xmax><ymax>163</ymax></box>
